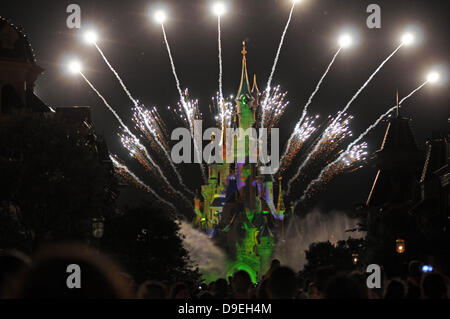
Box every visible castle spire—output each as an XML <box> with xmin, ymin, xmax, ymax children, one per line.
<box><xmin>251</xmin><ymin>74</ymin><xmax>260</xmax><ymax>94</ymax></box>
<box><xmin>276</xmin><ymin>176</ymin><xmax>286</xmax><ymax>215</ymax></box>
<box><xmin>237</xmin><ymin>41</ymin><xmax>251</xmax><ymax>99</ymax></box>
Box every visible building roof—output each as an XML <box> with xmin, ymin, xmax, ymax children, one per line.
<box><xmin>367</xmin><ymin>116</ymin><xmax>424</xmax><ymax>206</ymax></box>
<box><xmin>0</xmin><ymin>17</ymin><xmax>36</xmax><ymax>64</ymax></box>
<box><xmin>420</xmin><ymin>136</ymin><xmax>449</xmax><ymax>184</ymax></box>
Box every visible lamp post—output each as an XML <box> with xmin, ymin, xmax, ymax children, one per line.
<box><xmin>396</xmin><ymin>239</ymin><xmax>406</xmax><ymax>254</ymax></box>
<box><xmin>352</xmin><ymin>253</ymin><xmax>359</xmax><ymax>265</ymax></box>
<box><xmin>92</xmin><ymin>217</ymin><xmax>105</xmax><ymax>239</ymax></box>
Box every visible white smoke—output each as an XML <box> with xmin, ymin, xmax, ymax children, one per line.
<box><xmin>272</xmin><ymin>209</ymin><xmax>365</xmax><ymax>272</ymax></box>
<box><xmin>178</xmin><ymin>221</ymin><xmax>227</xmax><ymax>282</ymax></box>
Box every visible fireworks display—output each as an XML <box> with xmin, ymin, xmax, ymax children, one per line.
<box><xmin>260</xmin><ymin>1</ymin><xmax>297</xmax><ymax>127</ymax></box>
<box><xmin>286</xmin><ymin>41</ymin><xmax>407</xmax><ymax>196</ymax></box>
<box><xmin>66</xmin><ymin>2</ymin><xmax>441</xmax><ymax>215</ymax></box>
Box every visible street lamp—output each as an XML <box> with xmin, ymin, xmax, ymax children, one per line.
<box><xmin>92</xmin><ymin>217</ymin><xmax>105</xmax><ymax>238</ymax></box>
<box><xmin>352</xmin><ymin>253</ymin><xmax>359</xmax><ymax>265</ymax></box>
<box><xmin>396</xmin><ymin>239</ymin><xmax>406</xmax><ymax>254</ymax></box>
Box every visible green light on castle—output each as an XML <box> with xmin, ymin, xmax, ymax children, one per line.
<box><xmin>193</xmin><ymin>41</ymin><xmax>286</xmax><ymax>283</ymax></box>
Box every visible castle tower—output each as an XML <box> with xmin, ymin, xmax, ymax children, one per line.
<box><xmin>196</xmin><ymin>42</ymin><xmax>286</xmax><ymax>283</ymax></box>
<box><xmin>366</xmin><ymin>102</ymin><xmax>424</xmax><ymax>207</ymax></box>
<box><xmin>236</xmin><ymin>41</ymin><xmax>255</xmax><ymax>130</ymax></box>
<box><xmin>0</xmin><ymin>17</ymin><xmax>50</xmax><ymax>113</ymax></box>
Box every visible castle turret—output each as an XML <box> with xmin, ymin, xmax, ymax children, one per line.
<box><xmin>0</xmin><ymin>17</ymin><xmax>50</xmax><ymax>114</ymax></box>
<box><xmin>236</xmin><ymin>41</ymin><xmax>255</xmax><ymax>130</ymax></box>
<box><xmin>366</xmin><ymin>109</ymin><xmax>424</xmax><ymax>207</ymax></box>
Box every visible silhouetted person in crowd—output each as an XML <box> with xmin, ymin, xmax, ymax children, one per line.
<box><xmin>422</xmin><ymin>273</ymin><xmax>447</xmax><ymax>299</ymax></box>
<box><xmin>262</xmin><ymin>259</ymin><xmax>281</xmax><ymax>279</ymax></box>
<box><xmin>0</xmin><ymin>250</ymin><xmax>30</xmax><ymax>297</ymax></box>
<box><xmin>267</xmin><ymin>266</ymin><xmax>297</xmax><ymax>299</ymax></box>
<box><xmin>406</xmin><ymin>260</ymin><xmax>422</xmax><ymax>299</ymax></box>
<box><xmin>137</xmin><ymin>281</ymin><xmax>168</xmax><ymax>299</ymax></box>
<box><xmin>198</xmin><ymin>290</ymin><xmax>214</xmax><ymax>299</ymax></box>
<box><xmin>325</xmin><ymin>273</ymin><xmax>365</xmax><ymax>299</ymax></box>
<box><xmin>171</xmin><ymin>282</ymin><xmax>190</xmax><ymax>299</ymax></box>
<box><xmin>307</xmin><ymin>282</ymin><xmax>320</xmax><ymax>299</ymax></box>
<box><xmin>384</xmin><ymin>280</ymin><xmax>406</xmax><ymax>299</ymax></box>
<box><xmin>348</xmin><ymin>272</ymin><xmax>369</xmax><ymax>299</ymax></box>
<box><xmin>256</xmin><ymin>278</ymin><xmax>269</xmax><ymax>299</ymax></box>
<box><xmin>119</xmin><ymin>272</ymin><xmax>137</xmax><ymax>296</ymax></box>
<box><xmin>231</xmin><ymin>270</ymin><xmax>252</xmax><ymax>299</ymax></box>
<box><xmin>270</xmin><ymin>259</ymin><xmax>280</xmax><ymax>270</ymax></box>
<box><xmin>310</xmin><ymin>266</ymin><xmax>335</xmax><ymax>299</ymax></box>
<box><xmin>7</xmin><ymin>243</ymin><xmax>132</xmax><ymax>298</ymax></box>
<box><xmin>213</xmin><ymin>278</ymin><xmax>229</xmax><ymax>299</ymax></box>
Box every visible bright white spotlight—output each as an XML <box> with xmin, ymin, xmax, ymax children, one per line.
<box><xmin>84</xmin><ymin>31</ymin><xmax>98</xmax><ymax>44</ymax></box>
<box><xmin>212</xmin><ymin>2</ymin><xmax>226</xmax><ymax>16</ymax></box>
<box><xmin>338</xmin><ymin>34</ymin><xmax>353</xmax><ymax>48</ymax></box>
<box><xmin>427</xmin><ymin>71</ymin><xmax>440</xmax><ymax>83</ymax></box>
<box><xmin>154</xmin><ymin>10</ymin><xmax>167</xmax><ymax>24</ymax></box>
<box><xmin>401</xmin><ymin>33</ymin><xmax>414</xmax><ymax>45</ymax></box>
<box><xmin>68</xmin><ymin>61</ymin><xmax>82</xmax><ymax>74</ymax></box>
<box><xmin>292</xmin><ymin>0</ymin><xmax>302</xmax><ymax>3</ymax></box>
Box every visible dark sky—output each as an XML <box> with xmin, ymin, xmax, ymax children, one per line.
<box><xmin>1</xmin><ymin>0</ymin><xmax>448</xmax><ymax>212</ymax></box>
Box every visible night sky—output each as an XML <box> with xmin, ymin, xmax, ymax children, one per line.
<box><xmin>1</xmin><ymin>0</ymin><xmax>448</xmax><ymax>212</ymax></box>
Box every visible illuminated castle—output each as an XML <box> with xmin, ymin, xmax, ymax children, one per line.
<box><xmin>193</xmin><ymin>42</ymin><xmax>288</xmax><ymax>282</ymax></box>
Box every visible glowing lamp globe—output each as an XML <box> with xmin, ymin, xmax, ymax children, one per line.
<box><xmin>212</xmin><ymin>2</ymin><xmax>226</xmax><ymax>17</ymax></box>
<box><xmin>84</xmin><ymin>31</ymin><xmax>98</xmax><ymax>44</ymax></box>
<box><xmin>352</xmin><ymin>253</ymin><xmax>359</xmax><ymax>265</ymax></box>
<box><xmin>396</xmin><ymin>239</ymin><xmax>406</xmax><ymax>254</ymax></box>
<box><xmin>154</xmin><ymin>10</ymin><xmax>167</xmax><ymax>24</ymax></box>
<box><xmin>427</xmin><ymin>72</ymin><xmax>440</xmax><ymax>84</ymax></box>
<box><xmin>68</xmin><ymin>61</ymin><xmax>82</xmax><ymax>74</ymax></box>
<box><xmin>401</xmin><ymin>33</ymin><xmax>414</xmax><ymax>45</ymax></box>
<box><xmin>339</xmin><ymin>34</ymin><xmax>353</xmax><ymax>48</ymax></box>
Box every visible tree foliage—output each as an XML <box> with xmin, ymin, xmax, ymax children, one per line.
<box><xmin>102</xmin><ymin>201</ymin><xmax>201</xmax><ymax>284</ymax></box>
<box><xmin>0</xmin><ymin>113</ymin><xmax>110</xmax><ymax>249</ymax></box>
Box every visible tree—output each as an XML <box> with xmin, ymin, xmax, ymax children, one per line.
<box><xmin>102</xmin><ymin>201</ymin><xmax>201</xmax><ymax>284</ymax></box>
<box><xmin>303</xmin><ymin>237</ymin><xmax>366</xmax><ymax>275</ymax></box>
<box><xmin>0</xmin><ymin>113</ymin><xmax>112</xmax><ymax>250</ymax></box>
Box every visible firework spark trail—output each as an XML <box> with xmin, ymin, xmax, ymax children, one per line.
<box><xmin>287</xmin><ymin>44</ymin><xmax>403</xmax><ymax>194</ymax></box>
<box><xmin>217</xmin><ymin>15</ymin><xmax>225</xmax><ymax>127</ymax></box>
<box><xmin>110</xmin><ymin>156</ymin><xmax>177</xmax><ymax>212</ymax></box>
<box><xmin>161</xmin><ymin>24</ymin><xmax>207</xmax><ymax>182</ymax></box>
<box><xmin>295</xmin><ymin>81</ymin><xmax>429</xmax><ymax>206</ymax></box>
<box><xmin>161</xmin><ymin>24</ymin><xmax>191</xmax><ymax>128</ymax></box>
<box><xmin>278</xmin><ymin>115</ymin><xmax>319</xmax><ymax>174</ymax></box>
<box><xmin>80</xmin><ymin>72</ymin><xmax>134</xmax><ymax>137</ymax></box>
<box><xmin>260</xmin><ymin>2</ymin><xmax>296</xmax><ymax>127</ymax></box>
<box><xmin>279</xmin><ymin>48</ymin><xmax>341</xmax><ymax>169</ymax></box>
<box><xmin>330</xmin><ymin>43</ymin><xmax>404</xmax><ymax>129</ymax></box>
<box><xmin>135</xmin><ymin>106</ymin><xmax>196</xmax><ymax>197</ymax></box>
<box><xmin>80</xmin><ymin>72</ymin><xmax>192</xmax><ymax>208</ymax></box>
<box><xmin>94</xmin><ymin>44</ymin><xmax>194</xmax><ymax>197</ymax></box>
<box><xmin>95</xmin><ymin>44</ymin><xmax>136</xmax><ymax>105</ymax></box>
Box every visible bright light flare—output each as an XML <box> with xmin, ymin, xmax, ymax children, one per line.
<box><xmin>401</xmin><ymin>32</ymin><xmax>414</xmax><ymax>45</ymax></box>
<box><xmin>212</xmin><ymin>2</ymin><xmax>226</xmax><ymax>16</ymax></box>
<box><xmin>68</xmin><ymin>61</ymin><xmax>82</xmax><ymax>74</ymax></box>
<box><xmin>84</xmin><ymin>31</ymin><xmax>98</xmax><ymax>44</ymax></box>
<box><xmin>338</xmin><ymin>34</ymin><xmax>353</xmax><ymax>48</ymax></box>
<box><xmin>154</xmin><ymin>10</ymin><xmax>167</xmax><ymax>24</ymax></box>
<box><xmin>427</xmin><ymin>71</ymin><xmax>440</xmax><ymax>84</ymax></box>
